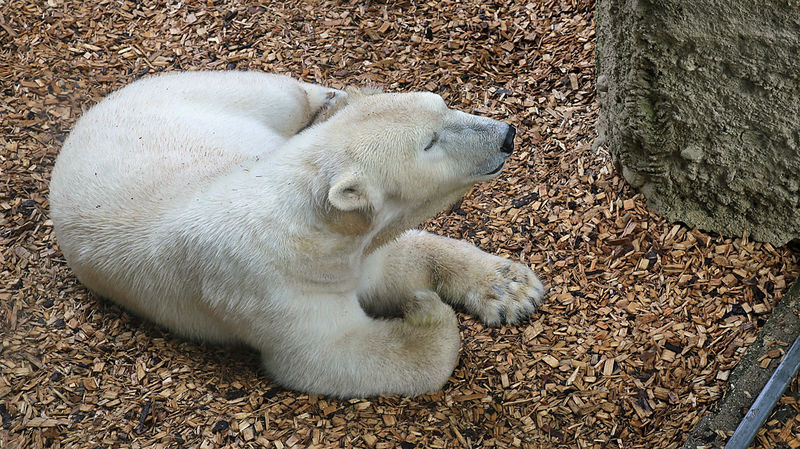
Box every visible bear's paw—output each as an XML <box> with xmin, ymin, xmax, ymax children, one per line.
<box><xmin>465</xmin><ymin>259</ymin><xmax>546</xmax><ymax>327</ymax></box>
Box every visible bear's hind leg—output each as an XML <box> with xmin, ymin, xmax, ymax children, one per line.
<box><xmin>299</xmin><ymin>82</ymin><xmax>348</xmax><ymax>127</ymax></box>
<box><xmin>261</xmin><ymin>291</ymin><xmax>460</xmax><ymax>398</ymax></box>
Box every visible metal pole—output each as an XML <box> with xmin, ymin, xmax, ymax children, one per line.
<box><xmin>724</xmin><ymin>332</ymin><xmax>800</xmax><ymax>449</ymax></box>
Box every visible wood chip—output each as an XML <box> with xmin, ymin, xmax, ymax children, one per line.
<box><xmin>542</xmin><ymin>355</ymin><xmax>560</xmax><ymax>368</ymax></box>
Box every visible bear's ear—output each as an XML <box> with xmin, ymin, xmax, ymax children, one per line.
<box><xmin>328</xmin><ymin>172</ymin><xmax>382</xmax><ymax>212</ymax></box>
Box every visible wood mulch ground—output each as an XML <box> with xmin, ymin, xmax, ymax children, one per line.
<box><xmin>1</xmin><ymin>0</ymin><xmax>799</xmax><ymax>448</ymax></box>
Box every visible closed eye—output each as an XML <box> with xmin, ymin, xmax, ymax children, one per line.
<box><xmin>423</xmin><ymin>133</ymin><xmax>439</xmax><ymax>151</ymax></box>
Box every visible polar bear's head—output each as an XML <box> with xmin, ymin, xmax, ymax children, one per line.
<box><xmin>315</xmin><ymin>92</ymin><xmax>516</xmax><ymax>223</ymax></box>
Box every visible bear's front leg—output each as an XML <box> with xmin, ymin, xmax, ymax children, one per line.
<box><xmin>358</xmin><ymin>230</ymin><xmax>546</xmax><ymax>326</ymax></box>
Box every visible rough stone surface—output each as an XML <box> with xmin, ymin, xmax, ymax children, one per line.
<box><xmin>596</xmin><ymin>0</ymin><xmax>800</xmax><ymax>245</ymax></box>
<box><xmin>682</xmin><ymin>278</ymin><xmax>800</xmax><ymax>448</ymax></box>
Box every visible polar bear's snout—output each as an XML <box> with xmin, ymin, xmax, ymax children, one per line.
<box><xmin>501</xmin><ymin>125</ymin><xmax>516</xmax><ymax>154</ymax></box>
<box><xmin>472</xmin><ymin>120</ymin><xmax>518</xmax><ymax>177</ymax></box>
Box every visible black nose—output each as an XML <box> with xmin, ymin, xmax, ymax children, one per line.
<box><xmin>501</xmin><ymin>125</ymin><xmax>516</xmax><ymax>154</ymax></box>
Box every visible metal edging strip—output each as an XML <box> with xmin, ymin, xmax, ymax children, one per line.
<box><xmin>724</xmin><ymin>332</ymin><xmax>800</xmax><ymax>449</ymax></box>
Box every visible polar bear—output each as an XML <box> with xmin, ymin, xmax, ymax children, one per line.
<box><xmin>49</xmin><ymin>71</ymin><xmax>545</xmax><ymax>398</ymax></box>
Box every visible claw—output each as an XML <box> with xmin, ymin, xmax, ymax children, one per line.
<box><xmin>515</xmin><ymin>311</ymin><xmax>531</xmax><ymax>324</ymax></box>
<box><xmin>491</xmin><ymin>284</ymin><xmax>505</xmax><ymax>298</ymax></box>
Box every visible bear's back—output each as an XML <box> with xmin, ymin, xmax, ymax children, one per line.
<box><xmin>51</xmin><ymin>72</ymin><xmax>294</xmax><ymax>221</ymax></box>
<box><xmin>49</xmin><ymin>72</ymin><xmax>299</xmax><ymax>326</ymax></box>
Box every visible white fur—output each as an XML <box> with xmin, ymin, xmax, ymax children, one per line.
<box><xmin>50</xmin><ymin>71</ymin><xmax>545</xmax><ymax>398</ymax></box>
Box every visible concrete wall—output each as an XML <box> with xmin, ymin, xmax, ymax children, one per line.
<box><xmin>595</xmin><ymin>0</ymin><xmax>800</xmax><ymax>245</ymax></box>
